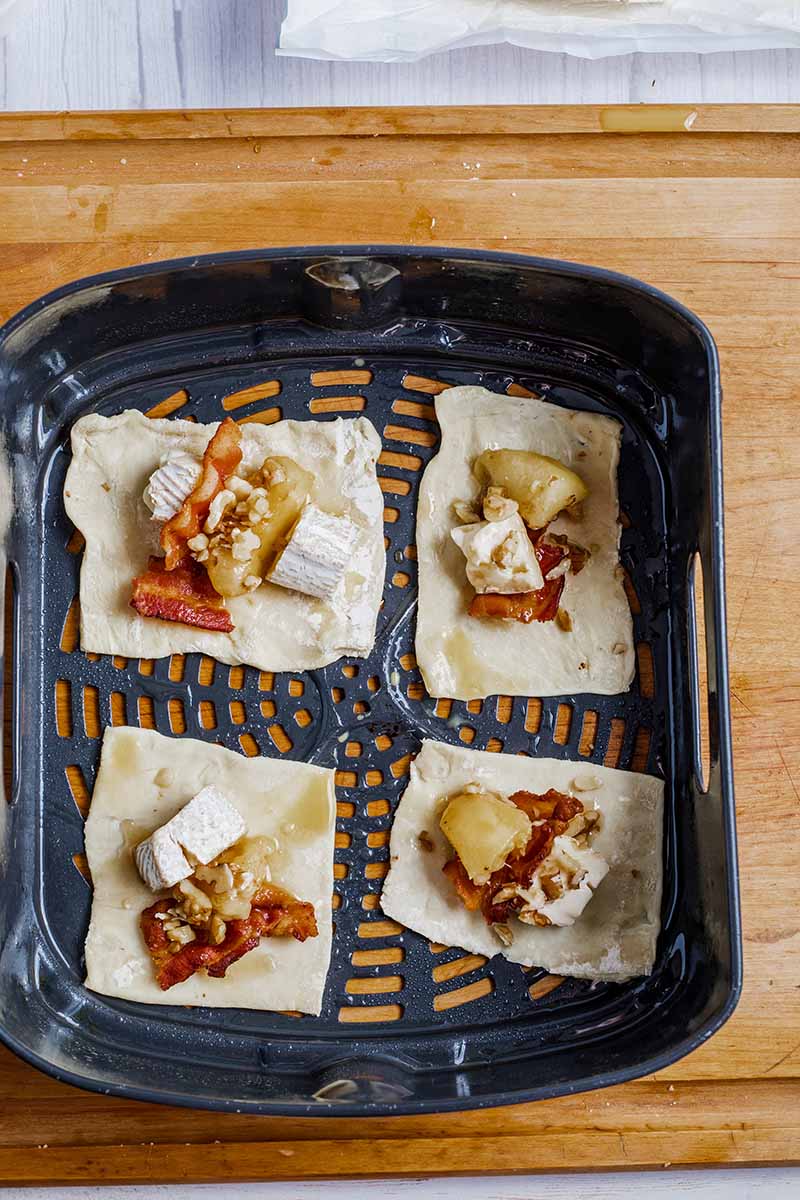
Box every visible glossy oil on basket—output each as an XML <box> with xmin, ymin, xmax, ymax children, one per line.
<box><xmin>0</xmin><ymin>247</ymin><xmax>740</xmax><ymax>1115</ymax></box>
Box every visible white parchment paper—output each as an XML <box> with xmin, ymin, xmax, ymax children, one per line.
<box><xmin>279</xmin><ymin>0</ymin><xmax>800</xmax><ymax>61</ymax></box>
<box><xmin>0</xmin><ymin>0</ymin><xmax>28</xmax><ymax>34</ymax></box>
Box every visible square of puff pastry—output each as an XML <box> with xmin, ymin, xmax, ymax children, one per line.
<box><xmin>64</xmin><ymin>409</ymin><xmax>385</xmax><ymax>671</ymax></box>
<box><xmin>415</xmin><ymin>386</ymin><xmax>635</xmax><ymax>699</ymax></box>
<box><xmin>381</xmin><ymin>740</ymin><xmax>664</xmax><ymax>982</ymax></box>
<box><xmin>83</xmin><ymin>727</ymin><xmax>336</xmax><ymax>1014</ymax></box>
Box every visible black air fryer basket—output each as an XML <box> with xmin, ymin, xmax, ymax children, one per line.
<box><xmin>0</xmin><ymin>247</ymin><xmax>740</xmax><ymax>1115</ymax></box>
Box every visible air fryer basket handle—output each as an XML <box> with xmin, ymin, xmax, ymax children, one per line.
<box><xmin>688</xmin><ymin>551</ymin><xmax>712</xmax><ymax>791</ymax></box>
<box><xmin>693</xmin><ymin>423</ymin><xmax>733</xmax><ymax>798</ymax></box>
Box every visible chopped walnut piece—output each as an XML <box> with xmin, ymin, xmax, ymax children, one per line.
<box><xmin>231</xmin><ymin>527</ymin><xmax>261</xmax><ymax>562</ymax></box>
<box><xmin>165</xmin><ymin>922</ymin><xmax>196</xmax><ymax>946</ymax></box>
<box><xmin>565</xmin><ymin>808</ymin><xmax>600</xmax><ymax>847</ymax></box>
<box><xmin>194</xmin><ymin>862</ymin><xmax>235</xmax><ymax>894</ymax></box>
<box><xmin>418</xmin><ymin>830</ymin><xmax>435</xmax><ymax>853</ymax></box>
<box><xmin>540</xmin><ymin>873</ymin><xmax>562</xmax><ymax>901</ymax></box>
<box><xmin>176</xmin><ymin>877</ymin><xmax>213</xmax><ymax>922</ymax></box>
<box><xmin>492</xmin><ymin>922</ymin><xmax>514</xmax><ymax>946</ymax></box>
<box><xmin>209</xmin><ymin>913</ymin><xmax>227</xmax><ymax>945</ymax></box>
<box><xmin>517</xmin><ymin>909</ymin><xmax>552</xmax><ymax>927</ymax></box>
<box><xmin>248</xmin><ymin>490</ymin><xmax>270</xmax><ymax>519</ymax></box>
<box><xmin>482</xmin><ymin>488</ymin><xmax>518</xmax><ymax>523</ymax></box>
<box><xmin>563</xmin><ymin>812</ymin><xmax>588</xmax><ymax>839</ymax></box>
<box><xmin>555</xmin><ymin>607</ymin><xmax>572</xmax><ymax>632</ymax></box>
<box><xmin>453</xmin><ymin>499</ymin><xmax>481</xmax><ymax>524</ymax></box>
<box><xmin>263</xmin><ymin>459</ymin><xmax>287</xmax><ymax>486</ymax></box>
<box><xmin>205</xmin><ymin>488</ymin><xmax>236</xmax><ymax>534</ymax></box>
<box><xmin>227</xmin><ymin>475</ymin><xmax>253</xmax><ymax>501</ymax></box>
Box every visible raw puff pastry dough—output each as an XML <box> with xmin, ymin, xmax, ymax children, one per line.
<box><xmin>64</xmin><ymin>409</ymin><xmax>385</xmax><ymax>671</ymax></box>
<box><xmin>381</xmin><ymin>740</ymin><xmax>663</xmax><ymax>981</ymax></box>
<box><xmin>83</xmin><ymin>727</ymin><xmax>336</xmax><ymax>1013</ymax></box>
<box><xmin>415</xmin><ymin>386</ymin><xmax>635</xmax><ymax>700</ymax></box>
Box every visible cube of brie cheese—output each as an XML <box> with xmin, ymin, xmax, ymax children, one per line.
<box><xmin>143</xmin><ymin>451</ymin><xmax>202</xmax><ymax>523</ymax></box>
<box><xmin>168</xmin><ymin>786</ymin><xmax>246</xmax><ymax>864</ymax></box>
<box><xmin>134</xmin><ymin>825</ymin><xmax>192</xmax><ymax>891</ymax></box>
<box><xmin>269</xmin><ymin>504</ymin><xmax>358</xmax><ymax>600</ymax></box>
<box><xmin>134</xmin><ymin>785</ymin><xmax>246</xmax><ymax>891</ymax></box>
<box><xmin>451</xmin><ymin>512</ymin><xmax>543</xmax><ymax>594</ymax></box>
<box><xmin>518</xmin><ymin>835</ymin><xmax>609</xmax><ymax>928</ymax></box>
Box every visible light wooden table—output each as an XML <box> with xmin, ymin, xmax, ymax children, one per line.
<box><xmin>0</xmin><ymin>4</ymin><xmax>798</xmax><ymax>1199</ymax></box>
<box><xmin>0</xmin><ymin>101</ymin><xmax>799</xmax><ymax>1198</ymax></box>
<box><xmin>1</xmin><ymin>0</ymin><xmax>800</xmax><ymax>110</ymax></box>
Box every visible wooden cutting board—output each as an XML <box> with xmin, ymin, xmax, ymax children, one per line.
<box><xmin>0</xmin><ymin>103</ymin><xmax>798</xmax><ymax>1186</ymax></box>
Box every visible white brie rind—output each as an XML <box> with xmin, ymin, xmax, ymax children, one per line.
<box><xmin>83</xmin><ymin>727</ymin><xmax>336</xmax><ymax>1013</ymax></box>
<box><xmin>517</xmin><ymin>835</ymin><xmax>609</xmax><ymax>928</ymax></box>
<box><xmin>134</xmin><ymin>825</ymin><xmax>192</xmax><ymax>891</ymax></box>
<box><xmin>134</xmin><ymin>785</ymin><xmax>246</xmax><ymax>890</ymax></box>
<box><xmin>450</xmin><ymin>511</ymin><xmax>544</xmax><ymax>594</ymax></box>
<box><xmin>143</xmin><ymin>450</ymin><xmax>202</xmax><ymax>523</ymax></box>
<box><xmin>269</xmin><ymin>503</ymin><xmax>359</xmax><ymax>600</ymax></box>
<box><xmin>415</xmin><ymin>386</ymin><xmax>636</xmax><ymax>699</ymax></box>
<box><xmin>64</xmin><ymin>410</ymin><xmax>385</xmax><ymax>671</ymax></box>
<box><xmin>381</xmin><ymin>740</ymin><xmax>664</xmax><ymax>982</ymax></box>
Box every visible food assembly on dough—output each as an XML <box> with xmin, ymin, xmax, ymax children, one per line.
<box><xmin>83</xmin><ymin>727</ymin><xmax>336</xmax><ymax>1014</ymax></box>
<box><xmin>63</xmin><ymin>384</ymin><xmax>661</xmax><ymax>1018</ymax></box>
<box><xmin>415</xmin><ymin>385</ymin><xmax>635</xmax><ymax>700</ymax></box>
<box><xmin>381</xmin><ymin>740</ymin><xmax>663</xmax><ymax>982</ymax></box>
<box><xmin>64</xmin><ymin>409</ymin><xmax>385</xmax><ymax>672</ymax></box>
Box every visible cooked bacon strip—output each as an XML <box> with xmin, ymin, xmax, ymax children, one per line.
<box><xmin>442</xmin><ymin>858</ymin><xmax>484</xmax><ymax>911</ymax></box>
<box><xmin>509</xmin><ymin>788</ymin><xmax>583</xmax><ymax>825</ymax></box>
<box><xmin>141</xmin><ymin>883</ymin><xmax>318</xmax><ymax>991</ymax></box>
<box><xmin>534</xmin><ymin>538</ymin><xmax>566</xmax><ymax>578</ymax></box>
<box><xmin>543</xmin><ymin>533</ymin><xmax>590</xmax><ymax>577</ymax></box>
<box><xmin>525</xmin><ymin>530</ymin><xmax>590</xmax><ymax>578</ymax></box>
<box><xmin>442</xmin><ymin>789</ymin><xmax>583</xmax><ymax>927</ymax></box>
<box><xmin>252</xmin><ymin>883</ymin><xmax>320</xmax><ymax>940</ymax></box>
<box><xmin>468</xmin><ymin>577</ymin><xmax>564</xmax><ymax>624</ymax></box>
<box><xmin>161</xmin><ymin>416</ymin><xmax>242</xmax><ymax>570</ymax></box>
<box><xmin>131</xmin><ymin>555</ymin><xmax>234</xmax><ymax>633</ymax></box>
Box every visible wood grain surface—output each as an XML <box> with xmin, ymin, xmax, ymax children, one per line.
<box><xmin>0</xmin><ymin>103</ymin><xmax>799</xmax><ymax>1186</ymax></box>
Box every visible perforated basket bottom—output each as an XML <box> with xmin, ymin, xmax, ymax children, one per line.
<box><xmin>44</xmin><ymin>352</ymin><xmax>668</xmax><ymax>1046</ymax></box>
